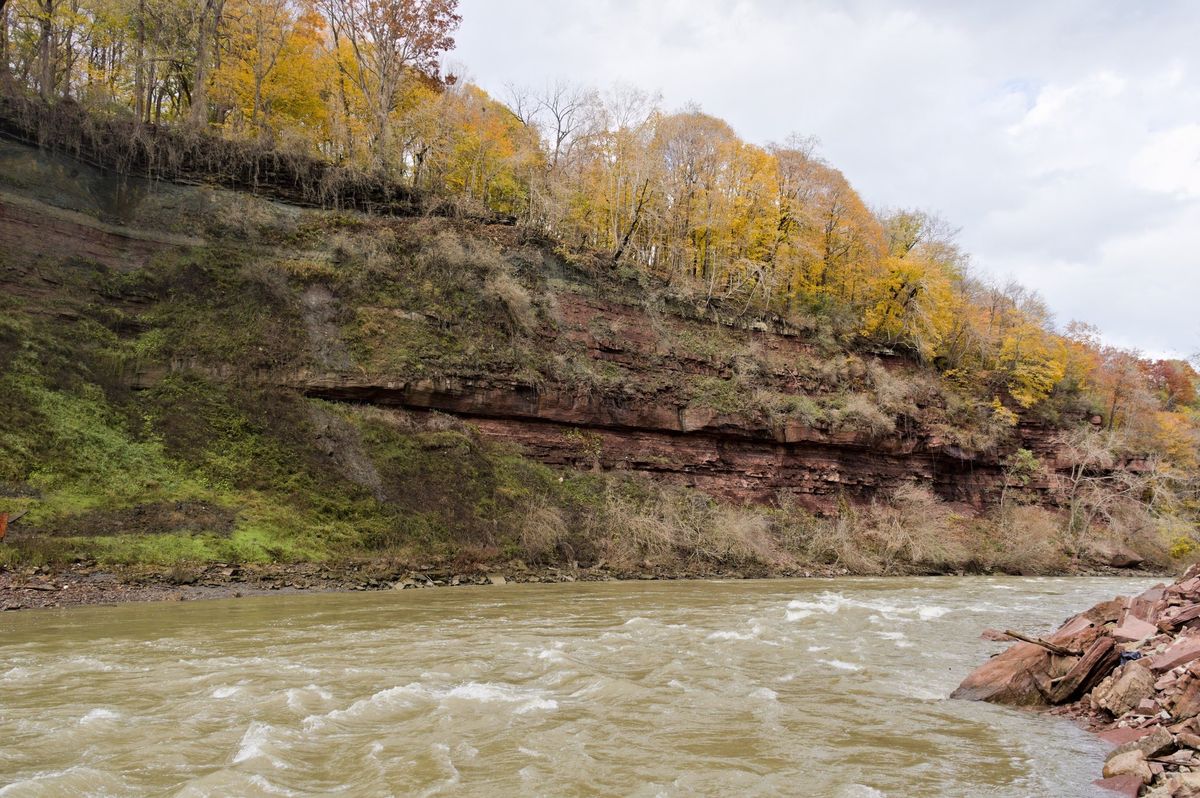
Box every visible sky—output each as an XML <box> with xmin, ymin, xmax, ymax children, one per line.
<box><xmin>452</xmin><ymin>0</ymin><xmax>1200</xmax><ymax>358</ymax></box>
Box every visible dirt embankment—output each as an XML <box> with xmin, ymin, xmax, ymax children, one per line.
<box><xmin>954</xmin><ymin>564</ymin><xmax>1200</xmax><ymax>797</ymax></box>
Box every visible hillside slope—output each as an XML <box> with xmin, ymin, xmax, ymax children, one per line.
<box><xmin>0</xmin><ymin>137</ymin><xmax>1175</xmax><ymax>576</ymax></box>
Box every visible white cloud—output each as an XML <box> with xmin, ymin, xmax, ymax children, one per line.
<box><xmin>454</xmin><ymin>0</ymin><xmax>1200</xmax><ymax>357</ymax></box>
<box><xmin>1131</xmin><ymin>124</ymin><xmax>1200</xmax><ymax>198</ymax></box>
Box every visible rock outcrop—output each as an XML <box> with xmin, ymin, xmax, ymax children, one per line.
<box><xmin>954</xmin><ymin>565</ymin><xmax>1200</xmax><ymax>796</ymax></box>
<box><xmin>0</xmin><ymin>134</ymin><xmax>1089</xmax><ymax>515</ymax></box>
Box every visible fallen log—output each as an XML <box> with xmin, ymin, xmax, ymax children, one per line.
<box><xmin>1004</xmin><ymin>629</ymin><xmax>1084</xmax><ymax>657</ymax></box>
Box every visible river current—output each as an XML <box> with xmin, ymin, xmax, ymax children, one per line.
<box><xmin>0</xmin><ymin>576</ymin><xmax>1159</xmax><ymax>797</ymax></box>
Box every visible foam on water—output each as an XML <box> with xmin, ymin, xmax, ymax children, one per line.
<box><xmin>0</xmin><ymin>766</ymin><xmax>130</xmax><ymax>796</ymax></box>
<box><xmin>840</xmin><ymin>786</ymin><xmax>888</xmax><ymax>797</ymax></box>
<box><xmin>79</xmin><ymin>708</ymin><xmax>120</xmax><ymax>724</ymax></box>
<box><xmin>707</xmin><ymin>629</ymin><xmax>754</xmax><ymax>641</ymax></box>
<box><xmin>307</xmin><ymin>681</ymin><xmax>557</xmax><ymax>730</ymax></box>
<box><xmin>786</xmin><ymin>591</ymin><xmax>952</xmax><ymax>623</ymax></box>
<box><xmin>819</xmin><ymin>659</ymin><xmax>863</xmax><ymax>672</ymax></box>
<box><xmin>442</xmin><ymin>683</ymin><xmax>558</xmax><ymax>714</ymax></box>
<box><xmin>284</xmin><ymin>684</ymin><xmax>333</xmax><ymax>712</ymax></box>
<box><xmin>749</xmin><ymin>687</ymin><xmax>778</xmax><ymax>701</ymax></box>
<box><xmin>233</xmin><ymin>721</ymin><xmax>285</xmax><ymax>767</ymax></box>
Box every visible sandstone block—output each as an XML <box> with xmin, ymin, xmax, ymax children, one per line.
<box><xmin>1102</xmin><ymin>750</ymin><xmax>1151</xmax><ymax>783</ymax></box>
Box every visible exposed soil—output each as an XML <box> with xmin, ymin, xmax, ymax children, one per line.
<box><xmin>18</xmin><ymin>501</ymin><xmax>237</xmax><ymax>538</ymax></box>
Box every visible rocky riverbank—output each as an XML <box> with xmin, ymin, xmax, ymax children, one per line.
<box><xmin>0</xmin><ymin>559</ymin><xmax>857</xmax><ymax>611</ymax></box>
<box><xmin>954</xmin><ymin>564</ymin><xmax>1200</xmax><ymax>796</ymax></box>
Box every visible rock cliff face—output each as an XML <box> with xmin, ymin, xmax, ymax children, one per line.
<box><xmin>0</xmin><ymin>136</ymin><xmax>1060</xmax><ymax>513</ymax></box>
<box><xmin>291</xmin><ymin>284</ymin><xmax>1059</xmax><ymax>511</ymax></box>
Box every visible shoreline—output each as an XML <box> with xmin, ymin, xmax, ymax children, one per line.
<box><xmin>0</xmin><ymin>559</ymin><xmax>1165</xmax><ymax>612</ymax></box>
<box><xmin>954</xmin><ymin>564</ymin><xmax>1200</xmax><ymax>796</ymax></box>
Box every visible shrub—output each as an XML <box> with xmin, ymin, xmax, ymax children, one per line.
<box><xmin>833</xmin><ymin>394</ymin><xmax>896</xmax><ymax>436</ymax></box>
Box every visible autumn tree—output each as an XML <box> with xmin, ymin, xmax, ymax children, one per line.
<box><xmin>319</xmin><ymin>0</ymin><xmax>458</xmax><ymax>171</ymax></box>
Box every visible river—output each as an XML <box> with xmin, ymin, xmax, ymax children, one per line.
<box><xmin>0</xmin><ymin>576</ymin><xmax>1158</xmax><ymax>797</ymax></box>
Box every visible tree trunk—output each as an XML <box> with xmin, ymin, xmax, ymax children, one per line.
<box><xmin>38</xmin><ymin>0</ymin><xmax>55</xmax><ymax>99</ymax></box>
<box><xmin>133</xmin><ymin>0</ymin><xmax>145</xmax><ymax>122</ymax></box>
<box><xmin>189</xmin><ymin>0</ymin><xmax>225</xmax><ymax>125</ymax></box>
<box><xmin>0</xmin><ymin>0</ymin><xmax>10</xmax><ymax>89</ymax></box>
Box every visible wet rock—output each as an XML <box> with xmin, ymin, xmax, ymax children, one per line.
<box><xmin>1102</xmin><ymin>750</ymin><xmax>1152</xmax><ymax>783</ymax></box>
<box><xmin>1094</xmin><ymin>774</ymin><xmax>1146</xmax><ymax>797</ymax></box>
<box><xmin>949</xmin><ymin>642</ymin><xmax>1055</xmax><ymax>705</ymax></box>
<box><xmin>487</xmin><ymin>574</ymin><xmax>507</xmax><ymax>586</ymax></box>
<box><xmin>1102</xmin><ymin>727</ymin><xmax>1154</xmax><ymax>747</ymax></box>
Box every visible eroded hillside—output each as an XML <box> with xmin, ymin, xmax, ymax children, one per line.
<box><xmin>0</xmin><ymin>138</ymin><xmax>1179</xmax><ymax>576</ymax></box>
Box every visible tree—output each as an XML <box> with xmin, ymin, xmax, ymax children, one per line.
<box><xmin>320</xmin><ymin>0</ymin><xmax>459</xmax><ymax>170</ymax></box>
<box><xmin>188</xmin><ymin>0</ymin><xmax>226</xmax><ymax>123</ymax></box>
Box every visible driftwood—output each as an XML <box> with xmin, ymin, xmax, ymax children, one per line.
<box><xmin>1004</xmin><ymin>629</ymin><xmax>1083</xmax><ymax>657</ymax></box>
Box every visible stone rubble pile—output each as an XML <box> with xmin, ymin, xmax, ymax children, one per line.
<box><xmin>954</xmin><ymin>564</ymin><xmax>1200</xmax><ymax>797</ymax></box>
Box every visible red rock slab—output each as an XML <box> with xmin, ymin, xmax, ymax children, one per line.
<box><xmin>949</xmin><ymin>642</ymin><xmax>1054</xmax><ymax>705</ymax></box>
<box><xmin>1100</xmin><ymin>727</ymin><xmax>1152</xmax><ymax>747</ymax></box>
<box><xmin>1093</xmin><ymin>774</ymin><xmax>1144</xmax><ymax>796</ymax></box>
<box><xmin>1113</xmin><ymin>616</ymin><xmax>1159</xmax><ymax>643</ymax></box>
<box><xmin>1152</xmin><ymin>638</ymin><xmax>1200</xmax><ymax>672</ymax></box>
<box><xmin>1165</xmin><ymin>605</ymin><xmax>1200</xmax><ymax>631</ymax></box>
<box><xmin>1052</xmin><ymin>613</ymin><xmax>1096</xmax><ymax>642</ymax></box>
<box><xmin>1127</xmin><ymin>596</ymin><xmax>1160</xmax><ymax>623</ymax></box>
<box><xmin>1138</xmin><ymin>586</ymin><xmax>1167</xmax><ymax>604</ymax></box>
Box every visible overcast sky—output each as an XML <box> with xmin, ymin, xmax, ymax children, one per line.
<box><xmin>453</xmin><ymin>0</ymin><xmax>1200</xmax><ymax>358</ymax></box>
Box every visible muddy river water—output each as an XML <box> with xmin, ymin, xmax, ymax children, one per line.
<box><xmin>0</xmin><ymin>576</ymin><xmax>1159</xmax><ymax>796</ymax></box>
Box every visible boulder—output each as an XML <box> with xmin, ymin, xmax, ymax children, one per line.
<box><xmin>1135</xmin><ymin>698</ymin><xmax>1161</xmax><ymax>715</ymax></box>
<box><xmin>1102</xmin><ymin>750</ymin><xmax>1151</xmax><ymax>783</ymax></box>
<box><xmin>1095</xmin><ymin>662</ymin><xmax>1156</xmax><ymax>717</ymax></box>
<box><xmin>950</xmin><ymin>642</ymin><xmax>1054</xmax><ymax>705</ymax></box>
<box><xmin>486</xmin><ymin>574</ymin><xmax>507</xmax><ymax>586</ymax></box>
<box><xmin>1106</xmin><ymin>545</ymin><xmax>1145</xmax><ymax>569</ymax></box>
<box><xmin>1140</xmin><ymin>726</ymin><xmax>1178</xmax><ymax>758</ymax></box>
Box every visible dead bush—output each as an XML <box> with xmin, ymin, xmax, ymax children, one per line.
<box><xmin>518</xmin><ymin>498</ymin><xmax>569</xmax><ymax>564</ymax></box>
<box><xmin>834</xmin><ymin>394</ymin><xmax>896</xmax><ymax>437</ymax></box>
<box><xmin>983</xmin><ymin>505</ymin><xmax>1065</xmax><ymax>574</ymax></box>
<box><xmin>486</xmin><ymin>268</ymin><xmax>536</xmax><ymax>332</ymax></box>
